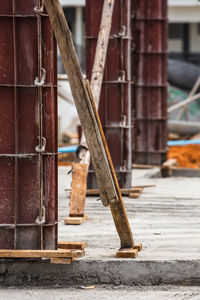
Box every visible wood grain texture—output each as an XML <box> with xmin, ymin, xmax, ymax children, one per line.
<box><xmin>133</xmin><ymin>243</ymin><xmax>143</xmax><ymax>252</ymax></box>
<box><xmin>80</xmin><ymin>0</ymin><xmax>115</xmax><ymax>151</ymax></box>
<box><xmin>116</xmin><ymin>248</ymin><xmax>138</xmax><ymax>259</ymax></box>
<box><xmin>86</xmin><ymin>187</ymin><xmax>143</xmax><ymax>196</ymax></box>
<box><xmin>44</xmin><ymin>0</ymin><xmax>134</xmax><ymax>248</ymax></box>
<box><xmin>69</xmin><ymin>163</ymin><xmax>88</xmax><ymax>216</ymax></box>
<box><xmin>44</xmin><ymin>0</ymin><xmax>118</xmax><ymax>207</ymax></box>
<box><xmin>129</xmin><ymin>192</ymin><xmax>141</xmax><ymax>199</ymax></box>
<box><xmin>90</xmin><ymin>0</ymin><xmax>115</xmax><ymax>106</ymax></box>
<box><xmin>64</xmin><ymin>215</ymin><xmax>88</xmax><ymax>225</ymax></box>
<box><xmin>0</xmin><ymin>249</ymin><xmax>85</xmax><ymax>258</ymax></box>
<box><xmin>70</xmin><ymin>0</ymin><xmax>115</xmax><ymax>221</ymax></box>
<box><xmin>50</xmin><ymin>258</ymin><xmax>72</xmax><ymax>264</ymax></box>
<box><xmin>58</xmin><ymin>241</ymin><xmax>87</xmax><ymax>250</ymax></box>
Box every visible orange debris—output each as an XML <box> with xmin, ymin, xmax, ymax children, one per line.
<box><xmin>168</xmin><ymin>145</ymin><xmax>200</xmax><ymax>169</ymax></box>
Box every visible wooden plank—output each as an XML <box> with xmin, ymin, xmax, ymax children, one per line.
<box><xmin>50</xmin><ymin>258</ymin><xmax>73</xmax><ymax>264</ymax></box>
<box><xmin>133</xmin><ymin>243</ymin><xmax>143</xmax><ymax>252</ymax></box>
<box><xmin>68</xmin><ymin>0</ymin><xmax>115</xmax><ymax>219</ymax></box>
<box><xmin>116</xmin><ymin>248</ymin><xmax>138</xmax><ymax>259</ymax></box>
<box><xmin>58</xmin><ymin>241</ymin><xmax>87</xmax><ymax>250</ymax></box>
<box><xmin>64</xmin><ymin>215</ymin><xmax>88</xmax><ymax>225</ymax></box>
<box><xmin>78</xmin><ymin>0</ymin><xmax>116</xmax><ymax>159</ymax></box>
<box><xmin>44</xmin><ymin>0</ymin><xmax>117</xmax><ymax>207</ymax></box>
<box><xmin>86</xmin><ymin>187</ymin><xmax>143</xmax><ymax>196</ymax></box>
<box><xmin>132</xmin><ymin>164</ymin><xmax>157</xmax><ymax>169</ymax></box>
<box><xmin>86</xmin><ymin>186</ymin><xmax>155</xmax><ymax>195</ymax></box>
<box><xmin>90</xmin><ymin>0</ymin><xmax>115</xmax><ymax>107</ymax></box>
<box><xmin>128</xmin><ymin>192</ymin><xmax>141</xmax><ymax>199</ymax></box>
<box><xmin>44</xmin><ymin>0</ymin><xmax>134</xmax><ymax>249</ymax></box>
<box><xmin>0</xmin><ymin>249</ymin><xmax>85</xmax><ymax>258</ymax></box>
<box><xmin>134</xmin><ymin>185</ymin><xmax>156</xmax><ymax>189</ymax></box>
<box><xmin>69</xmin><ymin>163</ymin><xmax>88</xmax><ymax>216</ymax></box>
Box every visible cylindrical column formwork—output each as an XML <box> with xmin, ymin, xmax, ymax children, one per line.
<box><xmin>0</xmin><ymin>1</ymin><xmax>57</xmax><ymax>249</ymax></box>
<box><xmin>132</xmin><ymin>0</ymin><xmax>168</xmax><ymax>165</ymax></box>
<box><xmin>86</xmin><ymin>0</ymin><xmax>132</xmax><ymax>188</ymax></box>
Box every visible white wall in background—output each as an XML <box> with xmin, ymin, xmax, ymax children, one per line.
<box><xmin>168</xmin><ymin>39</ymin><xmax>182</xmax><ymax>52</ymax></box>
<box><xmin>60</xmin><ymin>0</ymin><xmax>85</xmax><ymax>6</ymax></box>
<box><xmin>168</xmin><ymin>0</ymin><xmax>200</xmax><ymax>6</ymax></box>
<box><xmin>190</xmin><ymin>23</ymin><xmax>200</xmax><ymax>52</ymax></box>
<box><xmin>168</xmin><ymin>6</ymin><xmax>200</xmax><ymax>22</ymax></box>
<box><xmin>58</xmin><ymin>78</ymin><xmax>79</xmax><ymax>141</ymax></box>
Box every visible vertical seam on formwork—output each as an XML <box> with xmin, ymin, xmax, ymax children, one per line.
<box><xmin>162</xmin><ymin>1</ymin><xmax>168</xmax><ymax>155</ymax></box>
<box><xmin>35</xmin><ymin>0</ymin><xmax>46</xmax><ymax>250</ymax></box>
<box><xmin>120</xmin><ymin>0</ymin><xmax>125</xmax><ymax>181</ymax></box>
<box><xmin>145</xmin><ymin>2</ymin><xmax>150</xmax><ymax>165</ymax></box>
<box><xmin>12</xmin><ymin>0</ymin><xmax>18</xmax><ymax>250</ymax></box>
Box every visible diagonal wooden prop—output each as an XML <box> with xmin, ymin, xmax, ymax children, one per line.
<box><xmin>44</xmin><ymin>0</ymin><xmax>134</xmax><ymax>248</ymax></box>
<box><xmin>69</xmin><ymin>0</ymin><xmax>115</xmax><ymax>218</ymax></box>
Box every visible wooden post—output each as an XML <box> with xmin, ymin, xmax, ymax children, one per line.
<box><xmin>80</xmin><ymin>0</ymin><xmax>115</xmax><ymax>150</ymax></box>
<box><xmin>44</xmin><ymin>0</ymin><xmax>134</xmax><ymax>248</ymax></box>
<box><xmin>69</xmin><ymin>0</ymin><xmax>115</xmax><ymax>219</ymax></box>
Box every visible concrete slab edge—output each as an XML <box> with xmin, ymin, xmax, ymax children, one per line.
<box><xmin>0</xmin><ymin>259</ymin><xmax>200</xmax><ymax>286</ymax></box>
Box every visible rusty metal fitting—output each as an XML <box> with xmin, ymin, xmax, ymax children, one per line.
<box><xmin>34</xmin><ymin>0</ymin><xmax>45</xmax><ymax>14</ymax></box>
<box><xmin>35</xmin><ymin>205</ymin><xmax>46</xmax><ymax>226</ymax></box>
<box><xmin>35</xmin><ymin>137</ymin><xmax>46</xmax><ymax>153</ymax></box>
<box><xmin>118</xmin><ymin>70</ymin><xmax>126</xmax><ymax>82</ymax></box>
<box><xmin>119</xmin><ymin>25</ymin><xmax>126</xmax><ymax>37</ymax></box>
<box><xmin>34</xmin><ymin>67</ymin><xmax>46</xmax><ymax>87</ymax></box>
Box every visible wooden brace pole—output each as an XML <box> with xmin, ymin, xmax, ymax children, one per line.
<box><xmin>44</xmin><ymin>0</ymin><xmax>134</xmax><ymax>248</ymax></box>
<box><xmin>69</xmin><ymin>0</ymin><xmax>115</xmax><ymax>217</ymax></box>
<box><xmin>80</xmin><ymin>0</ymin><xmax>115</xmax><ymax>149</ymax></box>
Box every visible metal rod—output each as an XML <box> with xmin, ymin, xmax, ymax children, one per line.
<box><xmin>168</xmin><ymin>92</ymin><xmax>200</xmax><ymax>114</ymax></box>
<box><xmin>12</xmin><ymin>0</ymin><xmax>18</xmax><ymax>250</ymax></box>
<box><xmin>36</xmin><ymin>0</ymin><xmax>45</xmax><ymax>250</ymax></box>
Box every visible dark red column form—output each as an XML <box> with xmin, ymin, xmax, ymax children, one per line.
<box><xmin>132</xmin><ymin>0</ymin><xmax>168</xmax><ymax>165</ymax></box>
<box><xmin>86</xmin><ymin>0</ymin><xmax>132</xmax><ymax>188</ymax></box>
<box><xmin>0</xmin><ymin>1</ymin><xmax>57</xmax><ymax>249</ymax></box>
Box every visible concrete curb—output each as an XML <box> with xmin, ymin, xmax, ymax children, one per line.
<box><xmin>1</xmin><ymin>259</ymin><xmax>200</xmax><ymax>286</ymax></box>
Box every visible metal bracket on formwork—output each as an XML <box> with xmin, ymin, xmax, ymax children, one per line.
<box><xmin>111</xmin><ymin>26</ymin><xmax>129</xmax><ymax>39</ymax></box>
<box><xmin>118</xmin><ymin>70</ymin><xmax>126</xmax><ymax>82</ymax></box>
<box><xmin>120</xmin><ymin>115</ymin><xmax>127</xmax><ymax>128</ymax></box>
<box><xmin>35</xmin><ymin>205</ymin><xmax>46</xmax><ymax>225</ymax></box>
<box><xmin>35</xmin><ymin>137</ymin><xmax>46</xmax><ymax>153</ymax></box>
<box><xmin>119</xmin><ymin>25</ymin><xmax>126</xmax><ymax>37</ymax></box>
<box><xmin>34</xmin><ymin>67</ymin><xmax>46</xmax><ymax>87</ymax></box>
<box><xmin>34</xmin><ymin>0</ymin><xmax>45</xmax><ymax>14</ymax></box>
<box><xmin>120</xmin><ymin>161</ymin><xmax>127</xmax><ymax>173</ymax></box>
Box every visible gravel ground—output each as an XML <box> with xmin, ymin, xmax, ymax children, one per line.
<box><xmin>1</xmin><ymin>285</ymin><xmax>200</xmax><ymax>300</ymax></box>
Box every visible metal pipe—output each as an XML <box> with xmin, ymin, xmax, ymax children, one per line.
<box><xmin>168</xmin><ymin>120</ymin><xmax>200</xmax><ymax>135</ymax></box>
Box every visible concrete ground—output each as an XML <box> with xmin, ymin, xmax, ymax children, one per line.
<box><xmin>58</xmin><ymin>166</ymin><xmax>200</xmax><ymax>261</ymax></box>
<box><xmin>0</xmin><ymin>166</ymin><xmax>200</xmax><ymax>287</ymax></box>
<box><xmin>1</xmin><ymin>285</ymin><xmax>200</xmax><ymax>300</ymax></box>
